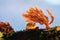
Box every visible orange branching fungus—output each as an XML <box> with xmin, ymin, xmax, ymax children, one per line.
<box><xmin>22</xmin><ymin>7</ymin><xmax>54</xmax><ymax>29</ymax></box>
<box><xmin>0</xmin><ymin>22</ymin><xmax>14</xmax><ymax>34</ymax></box>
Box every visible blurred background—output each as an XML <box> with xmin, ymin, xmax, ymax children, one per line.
<box><xmin>0</xmin><ymin>0</ymin><xmax>60</xmax><ymax>31</ymax></box>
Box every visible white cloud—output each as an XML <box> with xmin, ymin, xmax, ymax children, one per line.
<box><xmin>45</xmin><ymin>0</ymin><xmax>60</xmax><ymax>5</ymax></box>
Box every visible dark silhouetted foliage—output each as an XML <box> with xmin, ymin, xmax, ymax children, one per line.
<box><xmin>7</xmin><ymin>27</ymin><xmax>60</xmax><ymax>40</ymax></box>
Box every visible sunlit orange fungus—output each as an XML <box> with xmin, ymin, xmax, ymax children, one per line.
<box><xmin>22</xmin><ymin>7</ymin><xmax>54</xmax><ymax>29</ymax></box>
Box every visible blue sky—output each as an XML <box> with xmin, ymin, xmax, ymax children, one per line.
<box><xmin>0</xmin><ymin>0</ymin><xmax>60</xmax><ymax>31</ymax></box>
